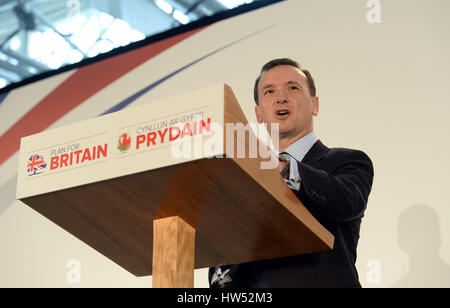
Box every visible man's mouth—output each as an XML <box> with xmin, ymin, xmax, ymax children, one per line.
<box><xmin>275</xmin><ymin>109</ymin><xmax>290</xmax><ymax>119</ymax></box>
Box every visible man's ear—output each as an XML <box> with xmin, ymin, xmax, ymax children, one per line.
<box><xmin>312</xmin><ymin>96</ymin><xmax>319</xmax><ymax>116</ymax></box>
<box><xmin>255</xmin><ymin>105</ymin><xmax>263</xmax><ymax>123</ymax></box>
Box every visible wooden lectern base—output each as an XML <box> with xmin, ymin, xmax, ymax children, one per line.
<box><xmin>152</xmin><ymin>216</ymin><xmax>195</xmax><ymax>288</ymax></box>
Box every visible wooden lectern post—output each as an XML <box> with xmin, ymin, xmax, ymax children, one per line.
<box><xmin>152</xmin><ymin>216</ymin><xmax>195</xmax><ymax>288</ymax></box>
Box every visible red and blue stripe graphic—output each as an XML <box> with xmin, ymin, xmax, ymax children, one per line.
<box><xmin>101</xmin><ymin>25</ymin><xmax>273</xmax><ymax>116</ymax></box>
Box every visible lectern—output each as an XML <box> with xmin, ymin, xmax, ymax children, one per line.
<box><xmin>17</xmin><ymin>85</ymin><xmax>334</xmax><ymax>287</ymax></box>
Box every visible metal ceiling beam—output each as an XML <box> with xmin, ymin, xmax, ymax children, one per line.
<box><xmin>0</xmin><ymin>0</ymin><xmax>260</xmax><ymax>91</ymax></box>
<box><xmin>185</xmin><ymin>0</ymin><xmax>209</xmax><ymax>14</ymax></box>
<box><xmin>1</xmin><ymin>48</ymin><xmax>48</xmax><ymax>72</ymax></box>
<box><xmin>0</xmin><ymin>67</ymin><xmax>20</xmax><ymax>82</ymax></box>
<box><xmin>30</xmin><ymin>7</ymin><xmax>87</xmax><ymax>57</ymax></box>
<box><xmin>0</xmin><ymin>0</ymin><xmax>17</xmax><ymax>14</ymax></box>
<box><xmin>0</xmin><ymin>59</ymin><xmax>32</xmax><ymax>78</ymax></box>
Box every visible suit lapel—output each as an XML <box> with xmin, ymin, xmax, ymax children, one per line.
<box><xmin>301</xmin><ymin>139</ymin><xmax>329</xmax><ymax>167</ymax></box>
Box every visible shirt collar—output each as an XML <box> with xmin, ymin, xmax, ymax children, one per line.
<box><xmin>283</xmin><ymin>132</ymin><xmax>318</xmax><ymax>162</ymax></box>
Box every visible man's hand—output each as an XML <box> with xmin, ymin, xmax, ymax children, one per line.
<box><xmin>278</xmin><ymin>155</ymin><xmax>289</xmax><ymax>179</ymax></box>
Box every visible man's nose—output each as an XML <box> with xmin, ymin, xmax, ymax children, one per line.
<box><xmin>276</xmin><ymin>90</ymin><xmax>288</xmax><ymax>103</ymax></box>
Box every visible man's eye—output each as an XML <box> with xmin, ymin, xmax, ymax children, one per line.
<box><xmin>289</xmin><ymin>86</ymin><xmax>299</xmax><ymax>91</ymax></box>
<box><xmin>263</xmin><ymin>89</ymin><xmax>274</xmax><ymax>95</ymax></box>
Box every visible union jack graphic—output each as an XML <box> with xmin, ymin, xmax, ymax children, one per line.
<box><xmin>27</xmin><ymin>154</ymin><xmax>47</xmax><ymax>176</ymax></box>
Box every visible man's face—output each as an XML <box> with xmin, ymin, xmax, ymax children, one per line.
<box><xmin>255</xmin><ymin>65</ymin><xmax>319</xmax><ymax>142</ymax></box>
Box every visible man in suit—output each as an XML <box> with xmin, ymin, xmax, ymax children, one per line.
<box><xmin>209</xmin><ymin>58</ymin><xmax>374</xmax><ymax>288</ymax></box>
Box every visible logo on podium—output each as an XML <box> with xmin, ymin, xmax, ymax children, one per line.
<box><xmin>117</xmin><ymin>133</ymin><xmax>131</xmax><ymax>153</ymax></box>
<box><xmin>27</xmin><ymin>154</ymin><xmax>47</xmax><ymax>176</ymax></box>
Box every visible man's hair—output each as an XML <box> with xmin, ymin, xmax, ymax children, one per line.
<box><xmin>253</xmin><ymin>58</ymin><xmax>316</xmax><ymax>105</ymax></box>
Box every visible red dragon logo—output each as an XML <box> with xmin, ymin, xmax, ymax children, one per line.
<box><xmin>117</xmin><ymin>133</ymin><xmax>131</xmax><ymax>153</ymax></box>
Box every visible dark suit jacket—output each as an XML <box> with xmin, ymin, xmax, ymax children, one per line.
<box><xmin>209</xmin><ymin>140</ymin><xmax>374</xmax><ymax>288</ymax></box>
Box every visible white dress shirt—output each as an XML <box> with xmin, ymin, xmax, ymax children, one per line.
<box><xmin>274</xmin><ymin>132</ymin><xmax>318</xmax><ymax>191</ymax></box>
